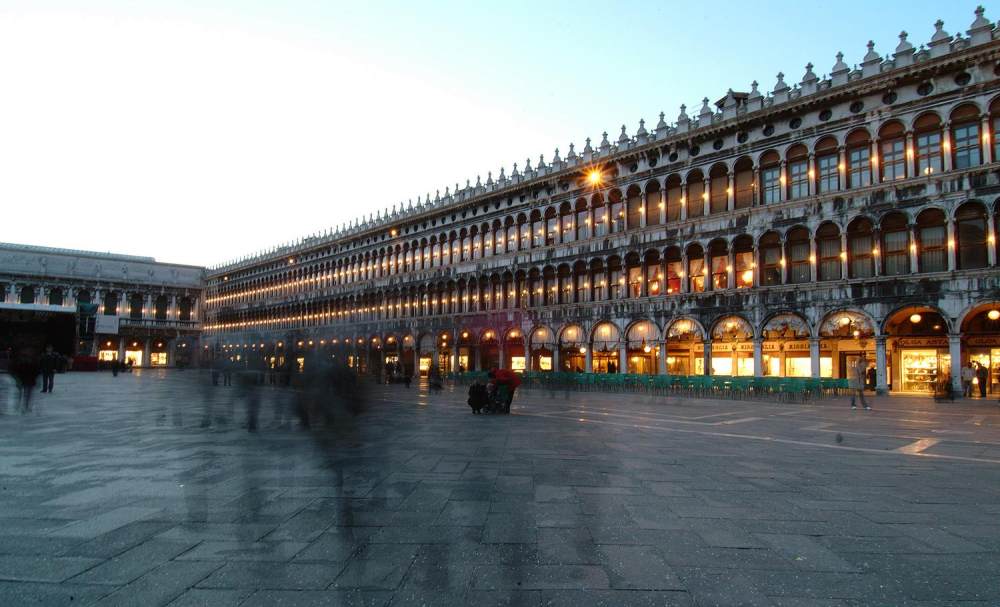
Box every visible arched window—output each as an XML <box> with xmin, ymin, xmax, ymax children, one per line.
<box><xmin>644</xmin><ymin>251</ymin><xmax>662</xmax><ymax>295</ymax></box>
<box><xmin>608</xmin><ymin>256</ymin><xmax>623</xmax><ymax>298</ymax></box>
<box><xmin>733</xmin><ymin>235</ymin><xmax>754</xmax><ymax>288</ymax></box>
<box><xmin>626</xmin><ymin>186</ymin><xmax>643</xmax><ymax>228</ymax></box>
<box><xmin>916</xmin><ymin>209</ymin><xmax>947</xmax><ymax>273</ymax></box>
<box><xmin>559</xmin><ymin>203</ymin><xmax>575</xmax><ymax>243</ymax></box>
<box><xmin>846</xmin><ymin>129</ymin><xmax>872</xmax><ymax>188</ymax></box>
<box><xmin>664</xmin><ymin>247</ymin><xmax>682</xmax><ymax>294</ymax></box>
<box><xmin>760</xmin><ymin>151</ymin><xmax>781</xmax><ymax>204</ymax></box>
<box><xmin>914</xmin><ymin>113</ymin><xmax>942</xmax><ymax>176</ymax></box>
<box><xmin>709</xmin><ymin>164</ymin><xmax>728</xmax><ymax>214</ymax></box>
<box><xmin>687</xmin><ymin>170</ymin><xmax>705</xmax><ymax>216</ymax></box>
<box><xmin>519</xmin><ymin>216</ymin><xmax>531</xmax><ymax>251</ymax></box>
<box><xmin>154</xmin><ymin>295</ymin><xmax>168</xmax><ymax>320</ymax></box>
<box><xmin>645</xmin><ymin>182</ymin><xmax>663</xmax><ymax>226</ymax></box>
<box><xmin>847</xmin><ymin>217</ymin><xmax>874</xmax><ymax>278</ymax></box>
<box><xmin>879</xmin><ymin>121</ymin><xmax>906</xmax><ymax>181</ymax></box>
<box><xmin>48</xmin><ymin>287</ymin><xmax>63</xmax><ymax>306</ymax></box>
<box><xmin>686</xmin><ymin>244</ymin><xmax>705</xmax><ymax>292</ymax></box>
<box><xmin>545</xmin><ymin>208</ymin><xmax>559</xmax><ymax>246</ymax></box>
<box><xmin>709</xmin><ymin>239</ymin><xmax>728</xmax><ymax>289</ymax></box>
<box><xmin>592</xmin><ymin>193</ymin><xmax>608</xmax><ymax>238</ymax></box>
<box><xmin>19</xmin><ymin>286</ymin><xmax>35</xmax><ymax>305</ymax></box>
<box><xmin>992</xmin><ymin>97</ymin><xmax>1000</xmax><ymax>161</ymax></box>
<box><xmin>591</xmin><ymin>260</ymin><xmax>606</xmax><ymax>300</ymax></box>
<box><xmin>951</xmin><ymin>104</ymin><xmax>982</xmax><ymax>170</ymax></box>
<box><xmin>816</xmin><ymin>223</ymin><xmax>842</xmax><ymax>281</ymax></box>
<box><xmin>506</xmin><ymin>221</ymin><xmax>518</xmax><ymax>253</ymax></box>
<box><xmin>815</xmin><ymin>137</ymin><xmax>839</xmax><ymax>193</ymax></box>
<box><xmin>575</xmin><ymin>199</ymin><xmax>590</xmax><ymax>241</ymax></box>
<box><xmin>574</xmin><ymin>261</ymin><xmax>590</xmax><ymax>302</ymax></box>
<box><xmin>531</xmin><ymin>211</ymin><xmax>544</xmax><ymax>248</ymax></box>
<box><xmin>103</xmin><ymin>291</ymin><xmax>119</xmax><ymax>315</ymax></box>
<box><xmin>880</xmin><ymin>212</ymin><xmax>910</xmax><ymax>276</ymax></box>
<box><xmin>625</xmin><ymin>253</ymin><xmax>643</xmax><ymax>297</ymax></box>
<box><xmin>786</xmin><ymin>227</ymin><xmax>811</xmax><ymax>283</ymax></box>
<box><xmin>734</xmin><ymin>157</ymin><xmax>754</xmax><ymax>208</ymax></box>
<box><xmin>76</xmin><ymin>290</ymin><xmax>92</xmax><ymax>304</ymax></box>
<box><xmin>129</xmin><ymin>294</ymin><xmax>143</xmax><ymax>319</ymax></box>
<box><xmin>759</xmin><ymin>232</ymin><xmax>782</xmax><ymax>286</ymax></box>
<box><xmin>609</xmin><ymin>190</ymin><xmax>625</xmax><ymax>233</ymax></box>
<box><xmin>786</xmin><ymin>145</ymin><xmax>809</xmax><ymax>200</ymax></box>
<box><xmin>956</xmin><ymin>202</ymin><xmax>988</xmax><ymax>269</ymax></box>
<box><xmin>178</xmin><ymin>298</ymin><xmax>193</xmax><ymax>321</ymax></box>
<box><xmin>665</xmin><ymin>175</ymin><xmax>683</xmax><ymax>221</ymax></box>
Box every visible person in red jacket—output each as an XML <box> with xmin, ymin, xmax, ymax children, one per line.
<box><xmin>488</xmin><ymin>368</ymin><xmax>520</xmax><ymax>413</ymax></box>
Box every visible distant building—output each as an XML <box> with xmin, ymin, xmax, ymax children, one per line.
<box><xmin>0</xmin><ymin>243</ymin><xmax>203</xmax><ymax>367</ymax></box>
<box><xmin>202</xmin><ymin>9</ymin><xmax>1000</xmax><ymax>396</ymax></box>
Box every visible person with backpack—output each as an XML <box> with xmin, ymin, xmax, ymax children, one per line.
<box><xmin>467</xmin><ymin>380</ymin><xmax>489</xmax><ymax>414</ymax></box>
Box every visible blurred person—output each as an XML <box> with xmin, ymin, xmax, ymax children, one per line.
<box><xmin>10</xmin><ymin>347</ymin><xmax>40</xmax><ymax>413</ymax></box>
<box><xmin>848</xmin><ymin>353</ymin><xmax>870</xmax><ymax>411</ymax></box>
<box><xmin>961</xmin><ymin>363</ymin><xmax>974</xmax><ymax>398</ymax></box>
<box><xmin>976</xmin><ymin>362</ymin><xmax>989</xmax><ymax>398</ymax></box>
<box><xmin>39</xmin><ymin>345</ymin><xmax>59</xmax><ymax>393</ymax></box>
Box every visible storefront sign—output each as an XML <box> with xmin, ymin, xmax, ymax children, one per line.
<box><xmin>895</xmin><ymin>337</ymin><xmax>948</xmax><ymax>347</ymax></box>
<box><xmin>712</xmin><ymin>342</ymin><xmax>754</xmax><ymax>353</ymax></box>
<box><xmin>784</xmin><ymin>341</ymin><xmax>811</xmax><ymax>351</ymax></box>
<box><xmin>966</xmin><ymin>336</ymin><xmax>1000</xmax><ymax>346</ymax></box>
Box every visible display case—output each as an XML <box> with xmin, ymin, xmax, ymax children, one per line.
<box><xmin>900</xmin><ymin>349</ymin><xmax>940</xmax><ymax>393</ymax></box>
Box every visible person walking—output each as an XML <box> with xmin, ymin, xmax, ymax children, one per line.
<box><xmin>961</xmin><ymin>363</ymin><xmax>975</xmax><ymax>398</ymax></box>
<box><xmin>976</xmin><ymin>362</ymin><xmax>989</xmax><ymax>398</ymax></box>
<box><xmin>10</xmin><ymin>348</ymin><xmax>40</xmax><ymax>413</ymax></box>
<box><xmin>39</xmin><ymin>345</ymin><xmax>59</xmax><ymax>393</ymax></box>
<box><xmin>849</xmin><ymin>354</ymin><xmax>870</xmax><ymax>411</ymax></box>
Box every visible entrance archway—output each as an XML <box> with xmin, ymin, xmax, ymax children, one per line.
<box><xmin>480</xmin><ymin>330</ymin><xmax>500</xmax><ymax>371</ymax></box>
<box><xmin>591</xmin><ymin>321</ymin><xmax>621</xmax><ymax>373</ymax></box>
<box><xmin>529</xmin><ymin>326</ymin><xmax>555</xmax><ymax>372</ymax></box>
<box><xmin>626</xmin><ymin>320</ymin><xmax>658</xmax><ymax>374</ymax></box>
<box><xmin>760</xmin><ymin>313</ymin><xmax>813</xmax><ymax>377</ymax></box>
<box><xmin>818</xmin><ymin>311</ymin><xmax>876</xmax><ymax>381</ymax></box>
<box><xmin>505</xmin><ymin>328</ymin><xmax>526</xmax><ymax>372</ymax></box>
<box><xmin>710</xmin><ymin>316</ymin><xmax>754</xmax><ymax>376</ymax></box>
<box><xmin>417</xmin><ymin>334</ymin><xmax>434</xmax><ymax>377</ymax></box>
<box><xmin>664</xmin><ymin>318</ymin><xmax>704</xmax><ymax>375</ymax></box>
<box><xmin>559</xmin><ymin>324</ymin><xmax>586</xmax><ymax>372</ymax></box>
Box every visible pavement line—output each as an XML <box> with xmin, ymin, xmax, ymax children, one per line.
<box><xmin>895</xmin><ymin>438</ymin><xmax>942</xmax><ymax>454</ymax></box>
<box><xmin>517</xmin><ymin>411</ymin><xmax>1000</xmax><ymax>466</ymax></box>
<box><xmin>717</xmin><ymin>417</ymin><xmax>764</xmax><ymax>425</ymax></box>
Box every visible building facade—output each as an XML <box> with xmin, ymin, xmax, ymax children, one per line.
<box><xmin>204</xmin><ymin>10</ymin><xmax>1000</xmax><ymax>395</ymax></box>
<box><xmin>0</xmin><ymin>243</ymin><xmax>204</xmax><ymax>367</ymax></box>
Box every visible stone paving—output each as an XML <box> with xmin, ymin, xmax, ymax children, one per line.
<box><xmin>1</xmin><ymin>370</ymin><xmax>1000</xmax><ymax>606</ymax></box>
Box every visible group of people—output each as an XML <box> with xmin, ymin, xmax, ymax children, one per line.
<box><xmin>5</xmin><ymin>345</ymin><xmax>63</xmax><ymax>412</ymax></box>
<box><xmin>467</xmin><ymin>368</ymin><xmax>520</xmax><ymax>414</ymax></box>
<box><xmin>960</xmin><ymin>362</ymin><xmax>992</xmax><ymax>398</ymax></box>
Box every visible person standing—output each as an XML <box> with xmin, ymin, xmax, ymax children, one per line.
<box><xmin>961</xmin><ymin>363</ymin><xmax>975</xmax><ymax>398</ymax></box>
<box><xmin>976</xmin><ymin>362</ymin><xmax>989</xmax><ymax>398</ymax></box>
<box><xmin>849</xmin><ymin>354</ymin><xmax>870</xmax><ymax>410</ymax></box>
<box><xmin>39</xmin><ymin>346</ymin><xmax>58</xmax><ymax>393</ymax></box>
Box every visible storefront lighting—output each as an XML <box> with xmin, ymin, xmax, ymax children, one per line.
<box><xmin>909</xmin><ymin>313</ymin><xmax>922</xmax><ymax>324</ymax></box>
<box><xmin>579</xmin><ymin>346</ymin><xmax>587</xmax><ymax>354</ymax></box>
<box><xmin>988</xmin><ymin>310</ymin><xmax>1000</xmax><ymax>321</ymax></box>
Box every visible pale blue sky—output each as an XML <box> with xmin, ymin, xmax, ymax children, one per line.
<box><xmin>0</xmin><ymin>1</ymin><xmax>979</xmax><ymax>266</ymax></box>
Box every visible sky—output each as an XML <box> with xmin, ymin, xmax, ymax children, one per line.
<box><xmin>0</xmin><ymin>0</ymin><xmax>979</xmax><ymax>267</ymax></box>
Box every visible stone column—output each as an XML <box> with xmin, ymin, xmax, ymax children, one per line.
<box><xmin>168</xmin><ymin>340</ymin><xmax>177</xmax><ymax>368</ymax></box>
<box><xmin>838</xmin><ymin>146</ymin><xmax>848</xmax><ymax>190</ymax></box>
<box><xmin>840</xmin><ymin>232</ymin><xmax>849</xmax><ymax>278</ymax></box>
<box><xmin>875</xmin><ymin>336</ymin><xmax>888</xmax><ymax>395</ymax></box>
<box><xmin>809</xmin><ymin>237</ymin><xmax>818</xmax><ymax>282</ymax></box>
<box><xmin>703</xmin><ymin>341</ymin><xmax>712</xmax><ymax>376</ymax></box>
<box><xmin>807</xmin><ymin>153</ymin><xmax>816</xmax><ymax>197</ymax></box>
<box><xmin>753</xmin><ymin>339</ymin><xmax>763</xmax><ymax>377</ymax></box>
<box><xmin>726</xmin><ymin>250</ymin><xmax>735</xmax><ymax>290</ymax></box>
<box><xmin>779</xmin><ymin>161</ymin><xmax>787</xmax><ymax>201</ymax></box>
<box><xmin>871</xmin><ymin>139</ymin><xmax>880</xmax><ymax>184</ymax></box>
<box><xmin>658</xmin><ymin>343</ymin><xmax>667</xmax><ymax>375</ymax></box>
<box><xmin>473</xmin><ymin>346</ymin><xmax>481</xmax><ymax>371</ymax></box>
<box><xmin>982</xmin><ymin>114</ymin><xmax>993</xmax><ymax>164</ymax></box>
<box><xmin>946</xmin><ymin>220</ymin><xmax>957</xmax><ymax>272</ymax></box>
<box><xmin>584</xmin><ymin>347</ymin><xmax>593</xmax><ymax>373</ymax></box>
<box><xmin>702</xmin><ymin>177</ymin><xmax>711</xmax><ymax>217</ymax></box>
<box><xmin>809</xmin><ymin>338</ymin><xmax>821</xmax><ymax>378</ymax></box>
<box><xmin>679</xmin><ymin>183</ymin><xmax>688</xmax><ymax>221</ymax></box>
<box><xmin>908</xmin><ymin>227</ymin><xmax>919</xmax><ymax>272</ymax></box>
<box><xmin>142</xmin><ymin>339</ymin><xmax>151</xmax><ymax>368</ymax></box>
<box><xmin>905</xmin><ymin>132</ymin><xmax>916</xmax><ymax>178</ymax></box>
<box><xmin>618</xmin><ymin>344</ymin><xmax>627</xmax><ymax>375</ymax></box>
<box><xmin>990</xmin><ymin>222</ymin><xmax>998</xmax><ymax>267</ymax></box>
<box><xmin>942</xmin><ymin>123</ymin><xmax>953</xmax><ymax>172</ymax></box>
<box><xmin>948</xmin><ymin>334</ymin><xmax>963</xmax><ymax>395</ymax></box>
<box><xmin>726</xmin><ymin>174</ymin><xmax>735</xmax><ymax>211</ymax></box>
<box><xmin>498</xmin><ymin>342</ymin><xmax>505</xmax><ymax>370</ymax></box>
<box><xmin>552</xmin><ymin>346</ymin><xmax>561</xmax><ymax>373</ymax></box>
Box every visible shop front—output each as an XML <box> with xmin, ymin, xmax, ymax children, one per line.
<box><xmin>417</xmin><ymin>334</ymin><xmax>434</xmax><ymax>377</ymax></box>
<box><xmin>591</xmin><ymin>322</ymin><xmax>621</xmax><ymax>373</ymax></box>
<box><xmin>664</xmin><ymin>318</ymin><xmax>704</xmax><ymax>375</ymax></box>
<box><xmin>886</xmin><ymin>308</ymin><xmax>950</xmax><ymax>394</ymax></box>
<box><xmin>962</xmin><ymin>306</ymin><xmax>1000</xmax><ymax>395</ymax></box>
<box><xmin>456</xmin><ymin>330</ymin><xmax>474</xmax><ymax>373</ymax></box>
<box><xmin>818</xmin><ymin>311</ymin><xmax>877</xmax><ymax>381</ymax></box>
<box><xmin>761</xmin><ymin>313</ymin><xmax>815</xmax><ymax>377</ymax></box>
<box><xmin>401</xmin><ymin>335</ymin><xmax>415</xmax><ymax>377</ymax></box>
<box><xmin>436</xmin><ymin>332</ymin><xmax>452</xmax><ymax>374</ymax></box>
<box><xmin>480</xmin><ymin>330</ymin><xmax>500</xmax><ymax>371</ymax></box>
<box><xmin>97</xmin><ymin>337</ymin><xmax>120</xmax><ymax>362</ymax></box>
<box><xmin>150</xmin><ymin>340</ymin><xmax>168</xmax><ymax>367</ymax></box>
<box><xmin>559</xmin><ymin>324</ymin><xmax>586</xmax><ymax>372</ymax></box>
<box><xmin>710</xmin><ymin>316</ymin><xmax>754</xmax><ymax>376</ymax></box>
<box><xmin>626</xmin><ymin>321</ymin><xmax>658</xmax><ymax>375</ymax></box>
<box><xmin>505</xmin><ymin>329</ymin><xmax>526</xmax><ymax>372</ymax></box>
<box><xmin>529</xmin><ymin>326</ymin><xmax>555</xmax><ymax>372</ymax></box>
<box><xmin>124</xmin><ymin>339</ymin><xmax>144</xmax><ymax>367</ymax></box>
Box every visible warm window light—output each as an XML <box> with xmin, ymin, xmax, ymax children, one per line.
<box><xmin>872</xmin><ymin>247</ymin><xmax>880</xmax><ymax>256</ymax></box>
<box><xmin>839</xmin><ymin>251</ymin><xmax>848</xmax><ymax>260</ymax></box>
<box><xmin>988</xmin><ymin>310</ymin><xmax>1000</xmax><ymax>321</ymax></box>
<box><xmin>909</xmin><ymin>313</ymin><xmax>922</xmax><ymax>324</ymax></box>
